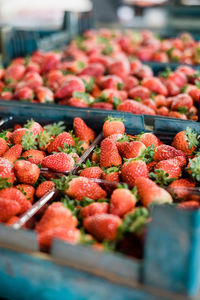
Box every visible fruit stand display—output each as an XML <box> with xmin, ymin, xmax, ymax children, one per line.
<box><xmin>0</xmin><ymin>101</ymin><xmax>200</xmax><ymax>299</ymax></box>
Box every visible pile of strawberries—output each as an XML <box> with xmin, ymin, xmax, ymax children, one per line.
<box><xmin>0</xmin><ymin>29</ymin><xmax>200</xmax><ymax>120</ymax></box>
<box><xmin>1</xmin><ymin>115</ymin><xmax>199</xmax><ymax>257</ymax></box>
<box><xmin>0</xmin><ymin>117</ymin><xmax>95</xmax><ymax>225</ymax></box>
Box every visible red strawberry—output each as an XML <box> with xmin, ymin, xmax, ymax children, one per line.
<box><xmin>67</xmin><ymin>96</ymin><xmax>89</xmax><ymax>108</ymax></box>
<box><xmin>168</xmin><ymin>111</ymin><xmax>187</xmax><ymax>120</ymax></box>
<box><xmin>91</xmin><ymin>147</ymin><xmax>101</xmax><ymax>164</ymax></box>
<box><xmin>10</xmin><ymin>128</ymin><xmax>29</xmax><ymax>144</ymax></box>
<box><xmin>142</xmin><ymin>77</ymin><xmax>168</xmax><ymax>95</ymax></box>
<box><xmin>128</xmin><ymin>86</ymin><xmax>150</xmax><ymax>100</ymax></box>
<box><xmin>117</xmin><ymin>100</ymin><xmax>155</xmax><ymax>115</ymax></box>
<box><xmin>14</xmin><ymin>87</ymin><xmax>33</xmax><ymax>101</ymax></box>
<box><xmin>135</xmin><ymin>177</ymin><xmax>172</xmax><ymax>207</ymax></box>
<box><xmin>79</xmin><ymin>63</ymin><xmax>104</xmax><ymax>77</ymax></box>
<box><xmin>24</xmin><ymin>119</ymin><xmax>43</xmax><ymax>136</ymax></box>
<box><xmin>41</xmin><ymin>152</ymin><xmax>75</xmax><ymax>172</ymax></box>
<box><xmin>0</xmin><ymin>198</ymin><xmax>21</xmax><ymax>222</ymax></box>
<box><xmin>35</xmin><ymin>181</ymin><xmax>55</xmax><ymax>198</ymax></box>
<box><xmin>138</xmin><ymin>133</ymin><xmax>161</xmax><ymax>148</ymax></box>
<box><xmin>38</xmin><ymin>227</ymin><xmax>80</xmax><ymax>251</ymax></box>
<box><xmin>122</xmin><ymin>141</ymin><xmax>146</xmax><ymax>159</ymax></box>
<box><xmin>174</xmin><ymin>155</ymin><xmax>187</xmax><ymax>168</ymax></box>
<box><xmin>121</xmin><ymin>160</ymin><xmax>148</xmax><ymax>186</ymax></box>
<box><xmin>152</xmin><ymin>158</ymin><xmax>182</xmax><ymax>185</ymax></box>
<box><xmin>47</xmin><ymin>132</ymin><xmax>75</xmax><ymax>153</ymax></box>
<box><xmin>55</xmin><ymin>76</ymin><xmax>85</xmax><ymax>99</ymax></box>
<box><xmin>14</xmin><ymin>160</ymin><xmax>40</xmax><ymax>185</ymax></box>
<box><xmin>0</xmin><ymin>158</ymin><xmax>15</xmax><ymax>183</ymax></box>
<box><xmin>36</xmin><ymin>86</ymin><xmax>54</xmax><ymax>103</ymax></box>
<box><xmin>168</xmin><ymin>179</ymin><xmax>195</xmax><ymax>200</ymax></box>
<box><xmin>73</xmin><ymin>117</ymin><xmax>95</xmax><ymax>143</ymax></box>
<box><xmin>123</xmin><ymin>76</ymin><xmax>139</xmax><ymax>91</ymax></box>
<box><xmin>6</xmin><ymin>216</ymin><xmax>19</xmax><ymax>225</ymax></box>
<box><xmin>80</xmin><ymin>166</ymin><xmax>103</xmax><ymax>179</ymax></box>
<box><xmin>101</xmin><ymin>166</ymin><xmax>120</xmax><ymax>183</ymax></box>
<box><xmin>110</xmin><ymin>188</ymin><xmax>137</xmax><ymax>217</ymax></box>
<box><xmin>103</xmin><ymin>117</ymin><xmax>125</xmax><ymax>138</ymax></box>
<box><xmin>100</xmin><ymin>138</ymin><xmax>122</xmax><ymax>168</ymax></box>
<box><xmin>0</xmin><ymin>138</ymin><xmax>8</xmax><ymax>155</ymax></box>
<box><xmin>4</xmin><ymin>64</ymin><xmax>25</xmax><ymax>81</ymax></box>
<box><xmin>154</xmin><ymin>144</ymin><xmax>185</xmax><ymax>161</ymax></box>
<box><xmin>65</xmin><ymin>177</ymin><xmax>107</xmax><ymax>201</ymax></box>
<box><xmin>22</xmin><ymin>149</ymin><xmax>46</xmax><ymax>165</ymax></box>
<box><xmin>35</xmin><ymin>202</ymin><xmax>77</xmax><ymax>233</ymax></box>
<box><xmin>3</xmin><ymin>144</ymin><xmax>22</xmax><ymax>164</ymax></box>
<box><xmin>80</xmin><ymin>202</ymin><xmax>109</xmax><ymax>218</ymax></box>
<box><xmin>16</xmin><ymin>184</ymin><xmax>35</xmax><ymax>203</ymax></box>
<box><xmin>83</xmin><ymin>213</ymin><xmax>122</xmax><ymax>241</ymax></box>
<box><xmin>178</xmin><ymin>201</ymin><xmax>199</xmax><ymax>210</ymax></box>
<box><xmin>172</xmin><ymin>127</ymin><xmax>198</xmax><ymax>156</ymax></box>
<box><xmin>0</xmin><ymin>187</ymin><xmax>31</xmax><ymax>214</ymax></box>
<box><xmin>147</xmin><ymin>161</ymin><xmax>157</xmax><ymax>172</ymax></box>
<box><xmin>171</xmin><ymin>94</ymin><xmax>193</xmax><ymax>111</ymax></box>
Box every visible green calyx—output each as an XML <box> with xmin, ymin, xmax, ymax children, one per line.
<box><xmin>52</xmin><ymin>175</ymin><xmax>77</xmax><ymax>192</ymax></box>
<box><xmin>73</xmin><ymin>91</ymin><xmax>90</xmax><ymax>103</ymax></box>
<box><xmin>117</xmin><ymin>134</ymin><xmax>130</xmax><ymax>143</ymax></box>
<box><xmin>44</xmin><ymin>121</ymin><xmax>66</xmax><ymax>137</ymax></box>
<box><xmin>38</xmin><ymin>130</ymin><xmax>52</xmax><ymax>148</ymax></box>
<box><xmin>24</xmin><ymin>118</ymin><xmax>35</xmax><ymax>129</ymax></box>
<box><xmin>119</xmin><ymin>207</ymin><xmax>149</xmax><ymax>237</ymax></box>
<box><xmin>113</xmin><ymin>96</ymin><xmax>122</xmax><ymax>109</ymax></box>
<box><xmin>0</xmin><ymin>177</ymin><xmax>13</xmax><ymax>190</ymax></box>
<box><xmin>188</xmin><ymin>156</ymin><xmax>200</xmax><ymax>182</ymax></box>
<box><xmin>159</xmin><ymin>66</ymin><xmax>171</xmax><ymax>78</ymax></box>
<box><xmin>117</xmin><ymin>82</ymin><xmax>124</xmax><ymax>91</ymax></box>
<box><xmin>79</xmin><ymin>229</ymin><xmax>95</xmax><ymax>245</ymax></box>
<box><xmin>0</xmin><ymin>130</ymin><xmax>9</xmax><ymax>141</ymax></box>
<box><xmin>178</xmin><ymin>107</ymin><xmax>187</xmax><ymax>114</ymax></box>
<box><xmin>149</xmin><ymin>169</ymin><xmax>175</xmax><ymax>186</ymax></box>
<box><xmin>105</xmin><ymin>116</ymin><xmax>125</xmax><ymax>123</ymax></box>
<box><xmin>185</xmin><ymin>127</ymin><xmax>198</xmax><ymax>149</ymax></box>
<box><xmin>21</xmin><ymin>131</ymin><xmax>38</xmax><ymax>150</ymax></box>
<box><xmin>82</xmin><ymin>77</ymin><xmax>95</xmax><ymax>93</ymax></box>
<box><xmin>102</xmin><ymin>165</ymin><xmax>121</xmax><ymax>174</ymax></box>
<box><xmin>94</xmin><ymin>146</ymin><xmax>101</xmax><ymax>155</ymax></box>
<box><xmin>140</xmin><ymin>144</ymin><xmax>155</xmax><ymax>164</ymax></box>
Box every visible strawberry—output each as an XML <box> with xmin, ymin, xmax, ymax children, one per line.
<box><xmin>178</xmin><ymin>201</ymin><xmax>199</xmax><ymax>210</ymax></box>
<box><xmin>55</xmin><ymin>76</ymin><xmax>85</xmax><ymax>99</ymax></box>
<box><xmin>38</xmin><ymin>227</ymin><xmax>80</xmax><ymax>251</ymax></box>
<box><xmin>128</xmin><ymin>86</ymin><xmax>150</xmax><ymax>100</ymax></box>
<box><xmin>73</xmin><ymin>117</ymin><xmax>95</xmax><ymax>143</ymax></box>
<box><xmin>41</xmin><ymin>152</ymin><xmax>75</xmax><ymax>172</ymax></box>
<box><xmin>117</xmin><ymin>100</ymin><xmax>155</xmax><ymax>115</ymax></box>
<box><xmin>91</xmin><ymin>147</ymin><xmax>101</xmax><ymax>164</ymax></box>
<box><xmin>151</xmin><ymin>158</ymin><xmax>182</xmax><ymax>185</ymax></box>
<box><xmin>14</xmin><ymin>87</ymin><xmax>33</xmax><ymax>101</ymax></box>
<box><xmin>3</xmin><ymin>144</ymin><xmax>22</xmax><ymax>164</ymax></box>
<box><xmin>10</xmin><ymin>128</ymin><xmax>29</xmax><ymax>145</ymax></box>
<box><xmin>0</xmin><ymin>187</ymin><xmax>31</xmax><ymax>214</ymax></box>
<box><xmin>47</xmin><ymin>132</ymin><xmax>75</xmax><ymax>153</ymax></box>
<box><xmin>103</xmin><ymin>117</ymin><xmax>125</xmax><ymax>138</ymax></box>
<box><xmin>142</xmin><ymin>77</ymin><xmax>168</xmax><ymax>95</ymax></box>
<box><xmin>83</xmin><ymin>213</ymin><xmax>122</xmax><ymax>242</ymax></box>
<box><xmin>36</xmin><ymin>86</ymin><xmax>54</xmax><ymax>103</ymax></box>
<box><xmin>80</xmin><ymin>166</ymin><xmax>103</xmax><ymax>179</ymax></box>
<box><xmin>6</xmin><ymin>216</ymin><xmax>19</xmax><ymax>225</ymax></box>
<box><xmin>22</xmin><ymin>149</ymin><xmax>46</xmax><ymax>165</ymax></box>
<box><xmin>108</xmin><ymin>133</ymin><xmax>124</xmax><ymax>144</ymax></box>
<box><xmin>38</xmin><ymin>130</ymin><xmax>52</xmax><ymax>151</ymax></box>
<box><xmin>4</xmin><ymin>63</ymin><xmax>25</xmax><ymax>81</ymax></box>
<box><xmin>65</xmin><ymin>177</ymin><xmax>107</xmax><ymax>201</ymax></box>
<box><xmin>35</xmin><ymin>181</ymin><xmax>55</xmax><ymax>198</ymax></box>
<box><xmin>154</xmin><ymin>144</ymin><xmax>185</xmax><ymax>161</ymax></box>
<box><xmin>172</xmin><ymin>127</ymin><xmax>198</xmax><ymax>156</ymax></box>
<box><xmin>80</xmin><ymin>202</ymin><xmax>109</xmax><ymax>218</ymax></box>
<box><xmin>168</xmin><ymin>179</ymin><xmax>195</xmax><ymax>200</ymax></box>
<box><xmin>101</xmin><ymin>166</ymin><xmax>120</xmax><ymax>182</ymax></box>
<box><xmin>147</xmin><ymin>161</ymin><xmax>157</xmax><ymax>172</ymax></box>
<box><xmin>137</xmin><ymin>133</ymin><xmax>161</xmax><ymax>148</ymax></box>
<box><xmin>66</xmin><ymin>96</ymin><xmax>89</xmax><ymax>108</ymax></box>
<box><xmin>14</xmin><ymin>160</ymin><xmax>40</xmax><ymax>185</ymax></box>
<box><xmin>35</xmin><ymin>202</ymin><xmax>78</xmax><ymax>233</ymax></box>
<box><xmin>0</xmin><ymin>138</ymin><xmax>8</xmax><ymax>155</ymax></box>
<box><xmin>110</xmin><ymin>188</ymin><xmax>137</xmax><ymax>217</ymax></box>
<box><xmin>168</xmin><ymin>111</ymin><xmax>187</xmax><ymax>120</ymax></box>
<box><xmin>171</xmin><ymin>94</ymin><xmax>193</xmax><ymax>111</ymax></box>
<box><xmin>16</xmin><ymin>184</ymin><xmax>35</xmax><ymax>203</ymax></box>
<box><xmin>121</xmin><ymin>160</ymin><xmax>148</xmax><ymax>186</ymax></box>
<box><xmin>134</xmin><ymin>177</ymin><xmax>173</xmax><ymax>207</ymax></box>
<box><xmin>122</xmin><ymin>141</ymin><xmax>146</xmax><ymax>159</ymax></box>
<box><xmin>79</xmin><ymin>63</ymin><xmax>105</xmax><ymax>77</ymax></box>
<box><xmin>100</xmin><ymin>138</ymin><xmax>122</xmax><ymax>168</ymax></box>
<box><xmin>0</xmin><ymin>198</ymin><xmax>21</xmax><ymax>222</ymax></box>
<box><xmin>24</xmin><ymin>119</ymin><xmax>43</xmax><ymax>136</ymax></box>
<box><xmin>0</xmin><ymin>158</ymin><xmax>15</xmax><ymax>183</ymax></box>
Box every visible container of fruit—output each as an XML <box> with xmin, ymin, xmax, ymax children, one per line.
<box><xmin>0</xmin><ymin>102</ymin><xmax>200</xmax><ymax>299</ymax></box>
<box><xmin>0</xmin><ymin>29</ymin><xmax>200</xmax><ymax>122</ymax></box>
